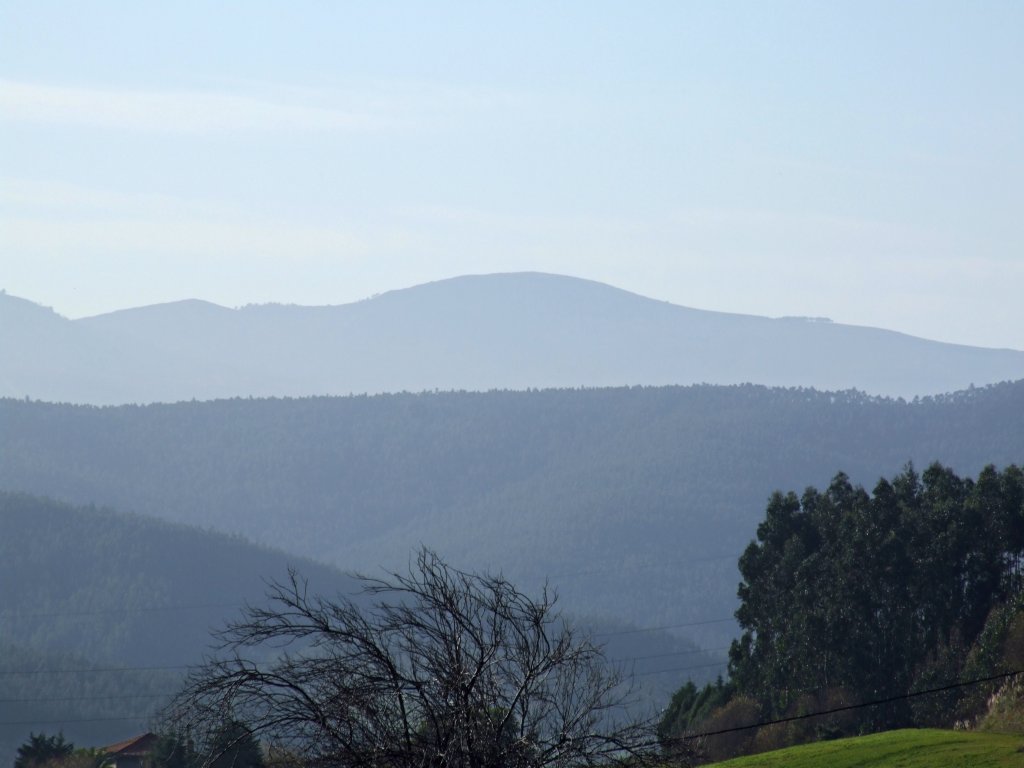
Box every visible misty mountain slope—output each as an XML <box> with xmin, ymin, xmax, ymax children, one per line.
<box><xmin>3</xmin><ymin>273</ymin><xmax>1024</xmax><ymax>403</ymax></box>
<box><xmin>0</xmin><ymin>292</ymin><xmax>143</xmax><ymax>403</ymax></box>
<box><xmin>0</xmin><ymin>492</ymin><xmax>356</xmax><ymax>764</ymax></box>
<box><xmin>3</xmin><ymin>382</ymin><xmax>1023</xmax><ymax>647</ymax></box>
<box><xmin>0</xmin><ymin>491</ymin><xmax>360</xmax><ymax>666</ymax></box>
<box><xmin>0</xmin><ymin>492</ymin><xmax>707</xmax><ymax>760</ymax></box>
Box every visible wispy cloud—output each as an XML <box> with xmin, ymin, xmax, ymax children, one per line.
<box><xmin>0</xmin><ymin>178</ymin><xmax>400</xmax><ymax>262</ymax></box>
<box><xmin>0</xmin><ymin>79</ymin><xmax>383</xmax><ymax>133</ymax></box>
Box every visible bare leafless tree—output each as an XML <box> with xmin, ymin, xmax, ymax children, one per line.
<box><xmin>163</xmin><ymin>548</ymin><xmax>681</xmax><ymax>768</ymax></box>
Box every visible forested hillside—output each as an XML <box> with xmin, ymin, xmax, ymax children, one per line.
<box><xmin>0</xmin><ymin>492</ymin><xmax>360</xmax><ymax>665</ymax></box>
<box><xmin>3</xmin><ymin>382</ymin><xmax>1023</xmax><ymax>647</ymax></box>
<box><xmin>0</xmin><ymin>493</ymin><xmax>702</xmax><ymax>763</ymax></box>
<box><xmin>0</xmin><ymin>492</ymin><xmax>359</xmax><ymax>763</ymax></box>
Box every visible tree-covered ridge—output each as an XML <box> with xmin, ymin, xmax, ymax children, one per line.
<box><xmin>0</xmin><ymin>492</ymin><xmax>705</xmax><ymax>764</ymax></box>
<box><xmin>659</xmin><ymin>463</ymin><xmax>1024</xmax><ymax>762</ymax></box>
<box><xmin>0</xmin><ymin>491</ymin><xmax>357</xmax><ymax>665</ymax></box>
<box><xmin>2</xmin><ymin>382</ymin><xmax>1022</xmax><ymax>640</ymax></box>
<box><xmin>0</xmin><ymin>492</ymin><xmax>364</xmax><ymax>763</ymax></box>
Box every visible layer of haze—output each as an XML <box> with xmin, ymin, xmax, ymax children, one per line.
<box><xmin>2</xmin><ymin>1</ymin><xmax>1022</xmax><ymax>350</ymax></box>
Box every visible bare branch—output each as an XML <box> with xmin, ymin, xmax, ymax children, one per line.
<box><xmin>163</xmin><ymin>547</ymin><xmax>687</xmax><ymax>768</ymax></box>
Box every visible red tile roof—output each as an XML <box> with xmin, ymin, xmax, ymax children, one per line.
<box><xmin>104</xmin><ymin>733</ymin><xmax>159</xmax><ymax>756</ymax></box>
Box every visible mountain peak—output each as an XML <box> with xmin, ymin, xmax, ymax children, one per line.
<box><xmin>0</xmin><ymin>291</ymin><xmax>68</xmax><ymax>322</ymax></box>
<box><xmin>82</xmin><ymin>297</ymin><xmax>231</xmax><ymax>322</ymax></box>
<box><xmin>2</xmin><ymin>276</ymin><xmax>1023</xmax><ymax>403</ymax></box>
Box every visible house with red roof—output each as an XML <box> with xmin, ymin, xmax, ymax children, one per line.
<box><xmin>102</xmin><ymin>733</ymin><xmax>160</xmax><ymax>768</ymax></box>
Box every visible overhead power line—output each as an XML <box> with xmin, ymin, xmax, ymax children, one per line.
<box><xmin>612</xmin><ymin>644</ymin><xmax>732</xmax><ymax>664</ymax></box>
<box><xmin>2</xmin><ymin>604</ymin><xmax>738</xmax><ymax>637</ymax></box>
<box><xmin>594</xmin><ymin>617</ymin><xmax>735</xmax><ymax>638</ymax></box>
<box><xmin>0</xmin><ymin>715</ymin><xmax>150</xmax><ymax>726</ymax></box>
<box><xmin>547</xmin><ymin>552</ymin><xmax>744</xmax><ymax>581</ymax></box>
<box><xmin>0</xmin><ymin>693</ymin><xmax>176</xmax><ymax>704</ymax></box>
<box><xmin>664</xmin><ymin>668</ymin><xmax>1024</xmax><ymax>743</ymax></box>
<box><xmin>0</xmin><ymin>602</ymin><xmax>248</xmax><ymax>620</ymax></box>
<box><xmin>0</xmin><ymin>629</ymin><xmax>735</xmax><ymax>680</ymax></box>
<box><xmin>0</xmin><ymin>664</ymin><xmax>190</xmax><ymax>676</ymax></box>
<box><xmin>635</xmin><ymin>660</ymin><xmax>728</xmax><ymax>678</ymax></box>
<box><xmin>3</xmin><ymin>667</ymin><xmax>1019</xmax><ymax>732</ymax></box>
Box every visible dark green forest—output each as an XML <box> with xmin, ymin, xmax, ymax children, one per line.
<box><xmin>658</xmin><ymin>462</ymin><xmax>1024</xmax><ymax>762</ymax></box>
<box><xmin>2</xmin><ymin>382</ymin><xmax>1023</xmax><ymax>644</ymax></box>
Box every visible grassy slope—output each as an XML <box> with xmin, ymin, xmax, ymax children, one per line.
<box><xmin>709</xmin><ymin>729</ymin><xmax>1024</xmax><ymax>768</ymax></box>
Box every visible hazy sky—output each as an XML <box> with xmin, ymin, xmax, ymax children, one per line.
<box><xmin>2</xmin><ymin>1</ymin><xmax>1022</xmax><ymax>350</ymax></box>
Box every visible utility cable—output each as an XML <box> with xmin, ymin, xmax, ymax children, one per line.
<box><xmin>612</xmin><ymin>645</ymin><xmax>732</xmax><ymax>663</ymax></box>
<box><xmin>594</xmin><ymin>617</ymin><xmax>735</xmax><ymax>637</ymax></box>
<box><xmin>635</xmin><ymin>660</ymin><xmax>727</xmax><ymax>678</ymax></box>
<box><xmin>662</xmin><ymin>668</ymin><xmax>1024</xmax><ymax>743</ymax></box>
<box><xmin>0</xmin><ymin>664</ymin><xmax>191</xmax><ymax>676</ymax></box>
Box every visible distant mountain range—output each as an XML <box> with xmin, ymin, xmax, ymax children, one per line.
<box><xmin>3</xmin><ymin>273</ymin><xmax>1022</xmax><ymax>402</ymax></box>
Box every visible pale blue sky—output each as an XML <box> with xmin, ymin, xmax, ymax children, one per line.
<box><xmin>2</xmin><ymin>1</ymin><xmax>1022</xmax><ymax>349</ymax></box>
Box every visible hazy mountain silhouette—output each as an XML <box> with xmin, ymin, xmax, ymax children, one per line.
<box><xmin>2</xmin><ymin>273</ymin><xmax>1023</xmax><ymax>403</ymax></box>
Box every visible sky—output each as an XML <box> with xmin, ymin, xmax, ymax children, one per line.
<box><xmin>2</xmin><ymin>1</ymin><xmax>1022</xmax><ymax>350</ymax></box>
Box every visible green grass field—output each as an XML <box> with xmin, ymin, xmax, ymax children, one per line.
<box><xmin>708</xmin><ymin>728</ymin><xmax>1024</xmax><ymax>767</ymax></box>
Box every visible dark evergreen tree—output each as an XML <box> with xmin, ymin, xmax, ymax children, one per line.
<box><xmin>665</xmin><ymin>461</ymin><xmax>1024</xmax><ymax>755</ymax></box>
<box><xmin>207</xmin><ymin>722</ymin><xmax>263</xmax><ymax>768</ymax></box>
<box><xmin>149</xmin><ymin>734</ymin><xmax>200</xmax><ymax>768</ymax></box>
<box><xmin>729</xmin><ymin>462</ymin><xmax>1024</xmax><ymax>729</ymax></box>
<box><xmin>14</xmin><ymin>734</ymin><xmax>73</xmax><ymax>768</ymax></box>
